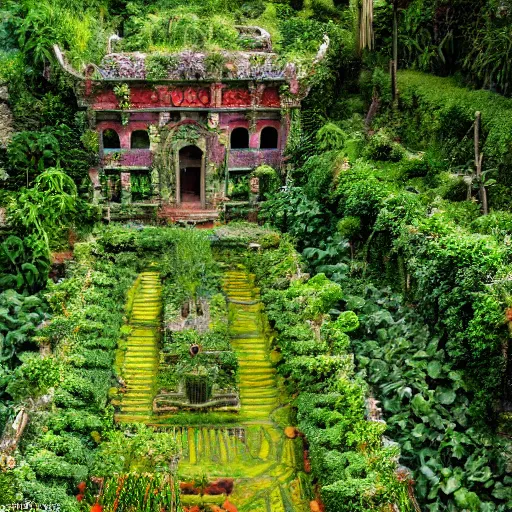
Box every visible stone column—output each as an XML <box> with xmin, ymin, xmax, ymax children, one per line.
<box><xmin>120</xmin><ymin>172</ymin><xmax>131</xmax><ymax>205</ymax></box>
<box><xmin>89</xmin><ymin>168</ymin><xmax>102</xmax><ymax>204</ymax></box>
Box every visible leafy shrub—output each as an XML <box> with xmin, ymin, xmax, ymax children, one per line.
<box><xmin>282</xmin><ymin>354</ymin><xmax>353</xmax><ymax>391</ymax></box>
<box><xmin>27</xmin><ymin>449</ymin><xmax>87</xmax><ymax>481</ymax></box>
<box><xmin>349</xmin><ymin>285</ymin><xmax>512</xmax><ymax>511</ymax></box>
<box><xmin>399</xmin><ymin>155</ymin><xmax>429</xmax><ymax>178</ymax></box>
<box><xmin>302</xmin><ymin>151</ymin><xmax>340</xmax><ymax>204</ymax></box>
<box><xmin>0</xmin><ymin>472</ymin><xmax>18</xmax><ymax>505</ymax></box>
<box><xmin>336</xmin><ymin>216</ymin><xmax>361</xmax><ymax>240</ymax></box>
<box><xmin>20</xmin><ymin>481</ymin><xmax>80</xmax><ymax>512</ymax></box>
<box><xmin>359</xmin><ymin>68</ymin><xmax>392</xmax><ymax>106</ymax></box>
<box><xmin>123</xmin><ymin>10</ymin><xmax>240</xmax><ymax>52</ymax></box>
<box><xmin>259</xmin><ymin>186</ymin><xmax>331</xmax><ymax>250</ymax></box>
<box><xmin>335</xmin><ymin>171</ymin><xmax>390</xmax><ymax>227</ymax></box>
<box><xmin>364</xmin><ymin>130</ymin><xmax>405</xmax><ymax>162</ymax></box>
<box><xmin>435</xmin><ymin>172</ymin><xmax>468</xmax><ymax>201</ymax></box>
<box><xmin>6</xmin><ymin>354</ymin><xmax>61</xmax><ymax>401</ymax></box>
<box><xmin>471</xmin><ymin>211</ymin><xmax>512</xmax><ymax>240</ymax></box>
<box><xmin>251</xmin><ymin>164</ymin><xmax>280</xmax><ymax>197</ymax></box>
<box><xmin>204</xmin><ymin>52</ymin><xmax>226</xmax><ymax>77</ymax></box>
<box><xmin>92</xmin><ymin>425</ymin><xmax>179</xmax><ymax>475</ymax></box>
<box><xmin>0</xmin><ymin>290</ymin><xmax>48</xmax><ymax>368</ymax></box>
<box><xmin>145</xmin><ymin>53</ymin><xmax>179</xmax><ymax>80</ymax></box>
<box><xmin>397</xmin><ymin>71</ymin><xmax>512</xmax><ymax>196</ymax></box>
<box><xmin>316</xmin><ymin>122</ymin><xmax>347</xmax><ymax>152</ymax></box>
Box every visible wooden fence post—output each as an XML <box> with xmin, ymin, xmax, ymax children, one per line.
<box><xmin>474</xmin><ymin>111</ymin><xmax>488</xmax><ymax>215</ymax></box>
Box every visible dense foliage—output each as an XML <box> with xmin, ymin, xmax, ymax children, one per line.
<box><xmin>3</xmin><ymin>0</ymin><xmax>512</xmax><ymax>510</ymax></box>
<box><xmin>0</xmin><ymin>227</ymin><xmax>219</xmax><ymax>507</ymax></box>
<box><xmin>211</xmin><ymin>227</ymin><xmax>413</xmax><ymax>511</ymax></box>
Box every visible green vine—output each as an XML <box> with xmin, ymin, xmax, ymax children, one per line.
<box><xmin>113</xmin><ymin>84</ymin><xmax>132</xmax><ymax>126</ymax></box>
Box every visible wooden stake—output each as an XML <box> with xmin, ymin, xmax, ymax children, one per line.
<box><xmin>474</xmin><ymin>111</ymin><xmax>488</xmax><ymax>215</ymax></box>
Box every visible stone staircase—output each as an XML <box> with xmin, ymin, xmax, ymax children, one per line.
<box><xmin>223</xmin><ymin>271</ymin><xmax>279</xmax><ymax>422</ymax></box>
<box><xmin>158</xmin><ymin>203</ymin><xmax>219</xmax><ymax>227</ymax></box>
<box><xmin>112</xmin><ymin>268</ymin><xmax>310</xmax><ymax>511</ymax></box>
<box><xmin>116</xmin><ymin>271</ymin><xmax>161</xmax><ymax>423</ymax></box>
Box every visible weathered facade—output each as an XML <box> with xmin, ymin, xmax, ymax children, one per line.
<box><xmin>55</xmin><ymin>27</ymin><xmax>320</xmax><ymax>215</ymax></box>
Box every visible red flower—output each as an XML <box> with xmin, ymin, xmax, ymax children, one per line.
<box><xmin>90</xmin><ymin>505</ymin><xmax>103</xmax><ymax>512</ymax></box>
<box><xmin>76</xmin><ymin>494</ymin><xmax>84</xmax><ymax>502</ymax></box>
<box><xmin>77</xmin><ymin>481</ymin><xmax>87</xmax><ymax>493</ymax></box>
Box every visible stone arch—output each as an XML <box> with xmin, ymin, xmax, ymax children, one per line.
<box><xmin>103</xmin><ymin>128</ymin><xmax>120</xmax><ymax>150</ymax></box>
<box><xmin>231</xmin><ymin>127</ymin><xmax>249</xmax><ymax>149</ymax></box>
<box><xmin>260</xmin><ymin>126</ymin><xmax>279</xmax><ymax>149</ymax></box>
<box><xmin>157</xmin><ymin>122</ymin><xmax>209</xmax><ymax>208</ymax></box>
<box><xmin>131</xmin><ymin>130</ymin><xmax>150</xmax><ymax>149</ymax></box>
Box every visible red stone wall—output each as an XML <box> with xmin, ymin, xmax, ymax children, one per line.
<box><xmin>89</xmin><ymin>84</ymin><xmax>282</xmax><ymax>110</ymax></box>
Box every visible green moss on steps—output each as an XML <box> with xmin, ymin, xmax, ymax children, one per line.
<box><xmin>115</xmin><ymin>271</ymin><xmax>162</xmax><ymax>424</ymax></box>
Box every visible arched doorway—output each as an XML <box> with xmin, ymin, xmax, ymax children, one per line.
<box><xmin>178</xmin><ymin>145</ymin><xmax>204</xmax><ymax>206</ymax></box>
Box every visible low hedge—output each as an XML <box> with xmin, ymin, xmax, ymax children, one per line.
<box><xmin>397</xmin><ymin>71</ymin><xmax>512</xmax><ymax>206</ymax></box>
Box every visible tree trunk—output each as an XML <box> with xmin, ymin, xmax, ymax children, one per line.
<box><xmin>392</xmin><ymin>1</ymin><xmax>398</xmax><ymax>101</ymax></box>
<box><xmin>365</xmin><ymin>95</ymin><xmax>381</xmax><ymax>128</ymax></box>
<box><xmin>0</xmin><ymin>408</ymin><xmax>29</xmax><ymax>453</ymax></box>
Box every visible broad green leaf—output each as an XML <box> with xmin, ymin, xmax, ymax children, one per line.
<box><xmin>440</xmin><ymin>476</ymin><xmax>462</xmax><ymax>495</ymax></box>
<box><xmin>427</xmin><ymin>360</ymin><xmax>442</xmax><ymax>379</ymax></box>
<box><xmin>491</xmin><ymin>483</ymin><xmax>512</xmax><ymax>500</ymax></box>
<box><xmin>468</xmin><ymin>466</ymin><xmax>492</xmax><ymax>483</ymax></box>
<box><xmin>454</xmin><ymin>488</ymin><xmax>481</xmax><ymax>509</ymax></box>
<box><xmin>435</xmin><ymin>386</ymin><xmax>456</xmax><ymax>405</ymax></box>
<box><xmin>412</xmin><ymin>393</ymin><xmax>432</xmax><ymax>415</ymax></box>
<box><xmin>420</xmin><ymin>465</ymin><xmax>439</xmax><ymax>484</ymax></box>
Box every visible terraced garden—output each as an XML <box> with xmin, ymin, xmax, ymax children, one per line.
<box><xmin>113</xmin><ymin>264</ymin><xmax>310</xmax><ymax>511</ymax></box>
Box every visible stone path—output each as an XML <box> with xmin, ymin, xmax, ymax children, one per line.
<box><xmin>116</xmin><ymin>271</ymin><xmax>161</xmax><ymax>423</ymax></box>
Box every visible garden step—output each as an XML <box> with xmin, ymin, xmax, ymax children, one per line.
<box><xmin>122</xmin><ymin>391</ymin><xmax>154</xmax><ymax>398</ymax></box>
<box><xmin>241</xmin><ymin>390</ymin><xmax>278</xmax><ymax>398</ymax></box>
<box><xmin>232</xmin><ymin>342</ymin><xmax>267</xmax><ymax>348</ymax></box>
<box><xmin>122</xmin><ymin>399</ymin><xmax>154</xmax><ymax>406</ymax></box>
<box><xmin>124</xmin><ymin>355</ymin><xmax>158</xmax><ymax>361</ymax></box>
<box><xmin>239</xmin><ymin>362</ymin><xmax>274</xmax><ymax>369</ymax></box>
<box><xmin>242</xmin><ymin>398</ymin><xmax>278</xmax><ymax>406</ymax></box>
<box><xmin>132</xmin><ymin>306</ymin><xmax>161</xmax><ymax>312</ymax></box>
<box><xmin>121</xmin><ymin>404</ymin><xmax>154</xmax><ymax>413</ymax></box>
<box><xmin>115</xmin><ymin>414</ymin><xmax>152</xmax><ymax>423</ymax></box>
<box><xmin>240</xmin><ymin>355</ymin><xmax>269</xmax><ymax>362</ymax></box>
<box><xmin>118</xmin><ymin>271</ymin><xmax>161</xmax><ymax>419</ymax></box>
<box><xmin>239</xmin><ymin>376</ymin><xmax>275</xmax><ymax>386</ymax></box>
<box><xmin>124</xmin><ymin>374</ymin><xmax>155</xmax><ymax>381</ymax></box>
<box><xmin>125</xmin><ymin>353</ymin><xmax>158</xmax><ymax>360</ymax></box>
<box><xmin>239</xmin><ymin>371</ymin><xmax>275</xmax><ymax>378</ymax></box>
<box><xmin>124</xmin><ymin>347</ymin><xmax>158</xmax><ymax>354</ymax></box>
<box><xmin>124</xmin><ymin>363</ymin><xmax>157</xmax><ymax>370</ymax></box>
<box><xmin>131</xmin><ymin>328</ymin><xmax>158</xmax><ymax>336</ymax></box>
<box><xmin>236</xmin><ymin>347</ymin><xmax>267</xmax><ymax>353</ymax></box>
